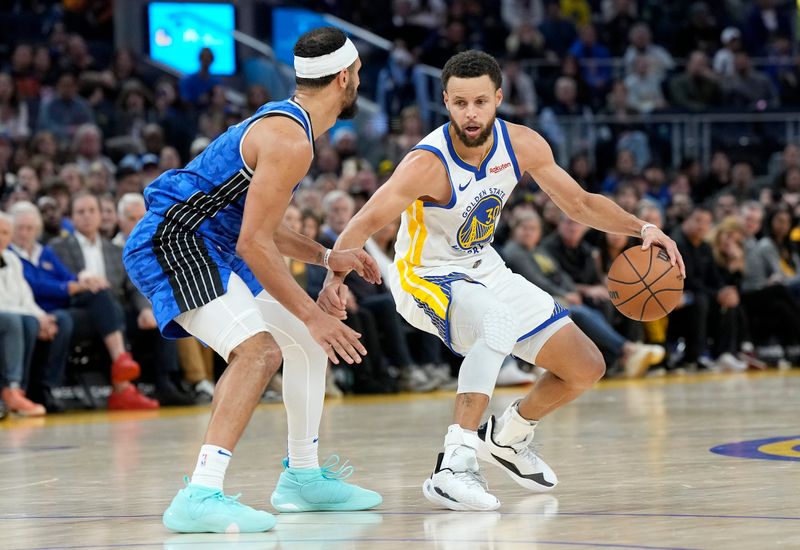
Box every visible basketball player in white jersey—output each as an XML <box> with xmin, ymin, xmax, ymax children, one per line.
<box><xmin>319</xmin><ymin>51</ymin><xmax>686</xmax><ymax>511</ymax></box>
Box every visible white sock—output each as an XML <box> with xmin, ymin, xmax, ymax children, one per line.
<box><xmin>190</xmin><ymin>444</ymin><xmax>231</xmax><ymax>490</ymax></box>
<box><xmin>494</xmin><ymin>401</ymin><xmax>538</xmax><ymax>446</ymax></box>
<box><xmin>288</xmin><ymin>436</ymin><xmax>319</xmax><ymax>469</ymax></box>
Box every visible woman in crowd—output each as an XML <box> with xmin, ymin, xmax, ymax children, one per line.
<box><xmin>0</xmin><ymin>212</ymin><xmax>47</xmax><ymax>415</ymax></box>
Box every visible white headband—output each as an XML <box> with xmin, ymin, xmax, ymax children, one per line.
<box><xmin>294</xmin><ymin>37</ymin><xmax>358</xmax><ymax>79</ymax></box>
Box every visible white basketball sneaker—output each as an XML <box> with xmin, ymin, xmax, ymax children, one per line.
<box><xmin>476</xmin><ymin>401</ymin><xmax>558</xmax><ymax>492</ymax></box>
<box><xmin>422</xmin><ymin>425</ymin><xmax>501</xmax><ymax>511</ymax></box>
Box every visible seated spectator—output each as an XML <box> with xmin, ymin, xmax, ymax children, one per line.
<box><xmin>695</xmin><ymin>151</ymin><xmax>731</xmax><ymax>203</ymax></box>
<box><xmin>623</xmin><ymin>23</ymin><xmax>675</xmax><ymax>80</ymax></box>
<box><xmin>498</xmin><ymin>58</ymin><xmax>537</xmax><ymax>124</ymax></box>
<box><xmin>37</xmin><ymin>72</ymin><xmax>94</xmax><ymax>143</ymax></box>
<box><xmin>503</xmin><ymin>210</ymin><xmax>663</xmax><ymax>377</ymax></box>
<box><xmin>740</xmin><ymin>202</ymin><xmax>800</xmax><ymax>363</ymax></box>
<box><xmin>602</xmin><ymin>0</ymin><xmax>637</xmax><ymax>56</ymax></box>
<box><xmin>540</xmin><ymin>215</ymin><xmax>609</xmax><ymax>309</ymax></box>
<box><xmin>112</xmin><ymin>193</ymin><xmax>145</xmax><ymax>247</ymax></box>
<box><xmin>742</xmin><ymin>0</ymin><xmax>793</xmax><ymax>56</ymax></box>
<box><xmin>707</xmin><ymin>217</ymin><xmax>749</xmax><ymax>370</ymax></box>
<box><xmin>377</xmin><ymin>40</ymin><xmax>417</xmax><ymax>121</ymax></box>
<box><xmin>624</xmin><ymin>55</ymin><xmax>667</xmax><ymax>114</ymax></box>
<box><xmin>538</xmin><ymin>2</ymin><xmax>577</xmax><ymax>58</ymax></box>
<box><xmin>538</xmin><ymin>77</ymin><xmax>595</xmax><ymax>164</ymax></box>
<box><xmin>37</xmin><ymin>196</ymin><xmax>71</xmax><ymax>243</ymax></box>
<box><xmin>722</xmin><ymin>52</ymin><xmax>779</xmax><ymax>109</ymax></box>
<box><xmin>772</xmin><ymin>166</ymin><xmax>800</xmax><ymax>209</ymax></box>
<box><xmin>0</xmin><ymin>212</ymin><xmax>47</xmax><ymax>415</ymax></box>
<box><xmin>52</xmin><ymin>193</ymin><xmax>188</xmax><ymax>405</ymax></box>
<box><xmin>713</xmin><ymin>192</ymin><xmax>738</xmax><ymax>222</ymax></box>
<box><xmin>568</xmin><ymin>24</ymin><xmax>612</xmax><ymax>96</ymax></box>
<box><xmin>98</xmin><ymin>194</ymin><xmax>117</xmax><ymax>240</ymax></box>
<box><xmin>9</xmin><ymin>201</ymin><xmax>157</xmax><ymax>410</ymax></box>
<box><xmin>667</xmin><ymin>51</ymin><xmax>722</xmax><ymax>111</ymax></box>
<box><xmin>0</xmin><ymin>72</ymin><xmax>31</xmax><ymax>141</ymax></box>
<box><xmin>385</xmin><ymin>106</ymin><xmax>425</xmax><ymax>166</ymax></box>
<box><xmin>669</xmin><ymin>206</ymin><xmax>731</xmax><ymax>370</ymax></box>
<box><xmin>601</xmin><ymin>150</ymin><xmax>638</xmax><ymax>194</ymax></box>
<box><xmin>505</xmin><ymin>21</ymin><xmax>546</xmax><ymax>61</ymax></box>
<box><xmin>721</xmin><ymin>161</ymin><xmax>758</xmax><ymax>203</ymax></box>
<box><xmin>713</xmin><ymin>27</ymin><xmax>743</xmax><ymax>77</ymax></box>
<box><xmin>675</xmin><ymin>2</ymin><xmax>721</xmax><ymax>56</ymax></box>
<box><xmin>179</xmin><ymin>48</ymin><xmax>222</xmax><ymax>106</ymax></box>
<box><xmin>755</xmin><ymin>205</ymin><xmax>800</xmax><ymax>300</ymax></box>
<box><xmin>73</xmin><ymin>123</ymin><xmax>115</xmax><ymax>176</ymax></box>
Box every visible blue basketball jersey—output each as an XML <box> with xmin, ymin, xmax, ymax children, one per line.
<box><xmin>144</xmin><ymin>98</ymin><xmax>314</xmax><ymax>252</ymax></box>
<box><xmin>123</xmin><ymin>98</ymin><xmax>314</xmax><ymax>338</ymax></box>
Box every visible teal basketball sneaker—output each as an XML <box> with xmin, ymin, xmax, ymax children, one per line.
<box><xmin>270</xmin><ymin>455</ymin><xmax>382</xmax><ymax>512</ymax></box>
<box><xmin>163</xmin><ymin>477</ymin><xmax>277</xmax><ymax>533</ymax></box>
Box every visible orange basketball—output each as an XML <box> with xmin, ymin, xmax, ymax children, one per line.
<box><xmin>607</xmin><ymin>245</ymin><xmax>684</xmax><ymax>321</ymax></box>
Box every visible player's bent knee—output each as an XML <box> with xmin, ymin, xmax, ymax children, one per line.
<box><xmin>482</xmin><ymin>303</ymin><xmax>518</xmax><ymax>355</ymax></box>
<box><xmin>230</xmin><ymin>332</ymin><xmax>283</xmax><ymax>377</ymax></box>
<box><xmin>579</xmin><ymin>344</ymin><xmax>606</xmax><ymax>388</ymax></box>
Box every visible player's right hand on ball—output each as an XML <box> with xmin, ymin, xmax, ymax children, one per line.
<box><xmin>307</xmin><ymin>310</ymin><xmax>367</xmax><ymax>365</ymax></box>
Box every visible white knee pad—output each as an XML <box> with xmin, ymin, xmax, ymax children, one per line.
<box><xmin>482</xmin><ymin>303</ymin><xmax>518</xmax><ymax>355</ymax></box>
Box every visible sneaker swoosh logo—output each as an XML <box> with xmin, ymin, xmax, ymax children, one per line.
<box><xmin>313</xmin><ymin>437</ymin><xmax>319</xmax><ymax>443</ymax></box>
<box><xmin>434</xmin><ymin>486</ymin><xmax>459</xmax><ymax>502</ymax></box>
<box><xmin>490</xmin><ymin>453</ymin><xmax>554</xmax><ymax>487</ymax></box>
<box><xmin>217</xmin><ymin>450</ymin><xmax>232</xmax><ymax>457</ymax></box>
<box><xmin>458</xmin><ymin>177</ymin><xmax>473</xmax><ymax>191</ymax></box>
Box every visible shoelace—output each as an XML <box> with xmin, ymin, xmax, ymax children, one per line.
<box><xmin>513</xmin><ymin>432</ymin><xmax>543</xmax><ymax>465</ymax></box>
<box><xmin>182</xmin><ymin>476</ymin><xmax>243</xmax><ymax>506</ymax></box>
<box><xmin>321</xmin><ymin>454</ymin><xmax>354</xmax><ymax>481</ymax></box>
<box><xmin>452</xmin><ymin>468</ymin><xmax>489</xmax><ymax>490</ymax></box>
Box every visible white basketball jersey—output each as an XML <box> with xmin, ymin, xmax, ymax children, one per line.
<box><xmin>394</xmin><ymin>118</ymin><xmax>521</xmax><ymax>274</ymax></box>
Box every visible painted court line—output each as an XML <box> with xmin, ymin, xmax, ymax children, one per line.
<box><xmin>16</xmin><ymin>539</ymin><xmax>699</xmax><ymax>550</ymax></box>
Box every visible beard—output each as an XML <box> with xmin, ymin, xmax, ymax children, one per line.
<box><xmin>338</xmin><ymin>83</ymin><xmax>358</xmax><ymax>119</ymax></box>
<box><xmin>450</xmin><ymin>116</ymin><xmax>495</xmax><ymax>147</ymax></box>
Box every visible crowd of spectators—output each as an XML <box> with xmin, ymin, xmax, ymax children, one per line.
<box><xmin>2</xmin><ymin>1</ymin><xmax>800</xmax><ymax>418</ymax></box>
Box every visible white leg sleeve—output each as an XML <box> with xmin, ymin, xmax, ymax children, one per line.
<box><xmin>256</xmin><ymin>291</ymin><xmax>328</xmax><ymax>469</ymax></box>
<box><xmin>450</xmin><ymin>281</ymin><xmax>519</xmax><ymax>397</ymax></box>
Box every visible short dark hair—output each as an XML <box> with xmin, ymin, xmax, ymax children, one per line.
<box><xmin>294</xmin><ymin>27</ymin><xmax>351</xmax><ymax>89</ymax></box>
<box><xmin>441</xmin><ymin>50</ymin><xmax>502</xmax><ymax>91</ymax></box>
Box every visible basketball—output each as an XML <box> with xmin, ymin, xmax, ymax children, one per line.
<box><xmin>607</xmin><ymin>245</ymin><xmax>684</xmax><ymax>322</ymax></box>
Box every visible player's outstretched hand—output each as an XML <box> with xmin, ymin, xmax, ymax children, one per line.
<box><xmin>307</xmin><ymin>309</ymin><xmax>367</xmax><ymax>365</ymax></box>
<box><xmin>641</xmin><ymin>225</ymin><xmax>686</xmax><ymax>279</ymax></box>
<box><xmin>328</xmin><ymin>249</ymin><xmax>382</xmax><ymax>284</ymax></box>
<box><xmin>318</xmin><ymin>278</ymin><xmax>348</xmax><ymax>320</ymax></box>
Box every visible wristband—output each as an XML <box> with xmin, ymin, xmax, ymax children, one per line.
<box><xmin>640</xmin><ymin>223</ymin><xmax>657</xmax><ymax>239</ymax></box>
<box><xmin>323</xmin><ymin>248</ymin><xmax>332</xmax><ymax>269</ymax></box>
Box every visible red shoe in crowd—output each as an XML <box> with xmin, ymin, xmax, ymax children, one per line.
<box><xmin>111</xmin><ymin>352</ymin><xmax>141</xmax><ymax>384</ymax></box>
<box><xmin>108</xmin><ymin>385</ymin><xmax>160</xmax><ymax>410</ymax></box>
<box><xmin>1</xmin><ymin>387</ymin><xmax>46</xmax><ymax>417</ymax></box>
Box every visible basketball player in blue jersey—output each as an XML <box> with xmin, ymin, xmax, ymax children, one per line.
<box><xmin>320</xmin><ymin>51</ymin><xmax>686</xmax><ymax>511</ymax></box>
<box><xmin>123</xmin><ymin>28</ymin><xmax>382</xmax><ymax>533</ymax></box>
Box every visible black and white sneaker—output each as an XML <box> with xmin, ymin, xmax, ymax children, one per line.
<box><xmin>476</xmin><ymin>415</ymin><xmax>558</xmax><ymax>492</ymax></box>
<box><xmin>422</xmin><ymin>451</ymin><xmax>501</xmax><ymax>511</ymax></box>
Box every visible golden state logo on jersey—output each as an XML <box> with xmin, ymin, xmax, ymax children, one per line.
<box><xmin>456</xmin><ymin>190</ymin><xmax>505</xmax><ymax>252</ymax></box>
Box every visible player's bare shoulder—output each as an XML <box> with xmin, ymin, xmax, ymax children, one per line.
<box><xmin>502</xmin><ymin>121</ymin><xmax>555</xmax><ymax>173</ymax></box>
<box><xmin>392</xmin><ymin>147</ymin><xmax>452</xmax><ymax>204</ymax></box>
<box><xmin>242</xmin><ymin>116</ymin><xmax>313</xmax><ymax>176</ymax></box>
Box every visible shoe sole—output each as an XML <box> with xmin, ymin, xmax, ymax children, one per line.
<box><xmin>270</xmin><ymin>492</ymin><xmax>382</xmax><ymax>512</ymax></box>
<box><xmin>163</xmin><ymin>511</ymin><xmax>276</xmax><ymax>533</ymax></box>
<box><xmin>421</xmin><ymin>479</ymin><xmax>500</xmax><ymax>511</ymax></box>
<box><xmin>476</xmin><ymin>445</ymin><xmax>557</xmax><ymax>493</ymax></box>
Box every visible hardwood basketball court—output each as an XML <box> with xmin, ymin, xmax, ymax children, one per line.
<box><xmin>3</xmin><ymin>371</ymin><xmax>799</xmax><ymax>549</ymax></box>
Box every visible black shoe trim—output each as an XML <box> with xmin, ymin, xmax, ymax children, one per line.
<box><xmin>434</xmin><ymin>452</ymin><xmax>444</xmax><ymax>473</ymax></box>
<box><xmin>434</xmin><ymin>486</ymin><xmax>459</xmax><ymax>503</ymax></box>
<box><xmin>477</xmin><ymin>419</ymin><xmax>489</xmax><ymax>441</ymax></box>
<box><xmin>490</xmin><ymin>453</ymin><xmax>554</xmax><ymax>487</ymax></box>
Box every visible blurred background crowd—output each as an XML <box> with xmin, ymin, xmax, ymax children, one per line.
<box><xmin>2</xmin><ymin>0</ymin><xmax>800</xmax><ymax>417</ymax></box>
